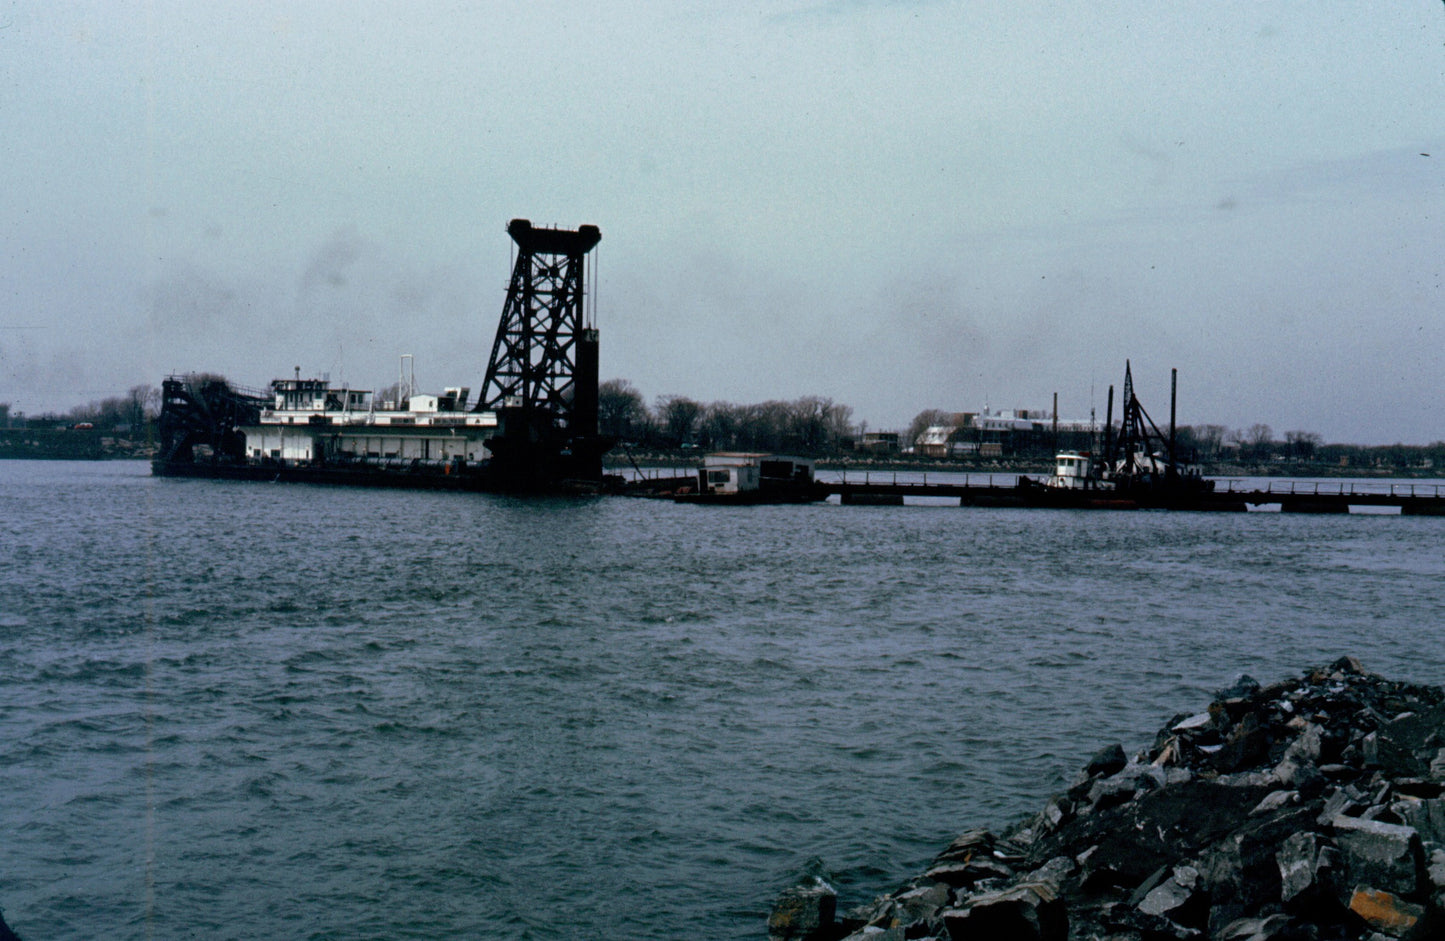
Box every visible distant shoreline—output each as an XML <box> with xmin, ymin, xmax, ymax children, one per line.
<box><xmin>3</xmin><ymin>447</ymin><xmax>1439</xmax><ymax>482</ymax></box>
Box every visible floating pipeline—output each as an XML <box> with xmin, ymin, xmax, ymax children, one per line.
<box><xmin>769</xmin><ymin>657</ymin><xmax>1445</xmax><ymax>941</ymax></box>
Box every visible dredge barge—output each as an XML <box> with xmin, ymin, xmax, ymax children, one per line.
<box><xmin>153</xmin><ymin>219</ymin><xmax>614</xmax><ymax>493</ymax></box>
<box><xmin>645</xmin><ymin>364</ymin><xmax>1445</xmax><ymax>514</ymax></box>
<box><xmin>822</xmin><ymin>364</ymin><xmax>1443</xmax><ymax>513</ymax></box>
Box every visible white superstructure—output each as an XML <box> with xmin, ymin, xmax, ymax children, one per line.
<box><xmin>240</xmin><ymin>376</ymin><xmax>499</xmax><ymax>466</ymax></box>
<box><xmin>1046</xmin><ymin>451</ymin><xmax>1115</xmax><ymax>491</ymax></box>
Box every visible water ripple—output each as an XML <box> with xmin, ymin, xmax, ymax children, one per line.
<box><xmin>4</xmin><ymin>462</ymin><xmax>1445</xmax><ymax>938</ymax></box>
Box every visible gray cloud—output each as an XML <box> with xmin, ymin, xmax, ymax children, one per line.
<box><xmin>3</xmin><ymin>3</ymin><xmax>1443</xmax><ymax>443</ymax></box>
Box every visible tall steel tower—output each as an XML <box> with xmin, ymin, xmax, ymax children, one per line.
<box><xmin>477</xmin><ymin>218</ymin><xmax>606</xmax><ymax>484</ymax></box>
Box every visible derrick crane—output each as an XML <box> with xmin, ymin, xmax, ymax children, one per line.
<box><xmin>477</xmin><ymin>219</ymin><xmax>608</xmax><ymax>484</ymax></box>
<box><xmin>1101</xmin><ymin>361</ymin><xmax>1207</xmax><ymax>501</ymax></box>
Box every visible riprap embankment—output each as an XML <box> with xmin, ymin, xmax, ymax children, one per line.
<box><xmin>770</xmin><ymin>657</ymin><xmax>1445</xmax><ymax>940</ymax></box>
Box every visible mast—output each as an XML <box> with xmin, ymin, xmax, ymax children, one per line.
<box><xmin>1104</xmin><ymin>385</ymin><xmax>1115</xmax><ymax>462</ymax></box>
<box><xmin>1169</xmin><ymin>367</ymin><xmax>1178</xmax><ymax>480</ymax></box>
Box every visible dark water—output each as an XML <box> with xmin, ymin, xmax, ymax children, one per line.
<box><xmin>3</xmin><ymin>460</ymin><xmax>1445</xmax><ymax>939</ymax></box>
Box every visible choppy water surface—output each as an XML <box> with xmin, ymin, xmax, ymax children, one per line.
<box><xmin>3</xmin><ymin>460</ymin><xmax>1445</xmax><ymax>939</ymax></box>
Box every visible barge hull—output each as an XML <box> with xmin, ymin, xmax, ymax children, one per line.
<box><xmin>151</xmin><ymin>459</ymin><xmax>613</xmax><ymax>494</ymax></box>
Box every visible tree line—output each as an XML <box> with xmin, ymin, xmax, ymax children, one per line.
<box><xmin>599</xmin><ymin>379</ymin><xmax>856</xmax><ymax>454</ymax></box>
<box><xmin>599</xmin><ymin>379</ymin><xmax>1445</xmax><ymax>471</ymax></box>
<box><xmin>5</xmin><ymin>378</ymin><xmax>1443</xmax><ymax>473</ymax></box>
<box><xmin>0</xmin><ymin>385</ymin><xmax>158</xmax><ymax>432</ymax></box>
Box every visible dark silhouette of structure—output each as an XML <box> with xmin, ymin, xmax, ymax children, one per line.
<box><xmin>479</xmin><ymin>219</ymin><xmax>608</xmax><ymax>486</ymax></box>
<box><xmin>153</xmin><ymin>218</ymin><xmax>611</xmax><ymax>492</ymax></box>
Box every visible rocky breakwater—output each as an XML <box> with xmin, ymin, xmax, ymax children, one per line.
<box><xmin>769</xmin><ymin>658</ymin><xmax>1445</xmax><ymax>941</ymax></box>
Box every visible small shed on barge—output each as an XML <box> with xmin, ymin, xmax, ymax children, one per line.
<box><xmin>697</xmin><ymin>452</ymin><xmax>816</xmax><ymax>497</ymax></box>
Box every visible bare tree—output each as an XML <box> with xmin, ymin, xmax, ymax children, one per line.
<box><xmin>1229</xmin><ymin>423</ymin><xmax>1275</xmax><ymax>462</ymax></box>
<box><xmin>749</xmin><ymin>401</ymin><xmax>794</xmax><ymax>451</ymax></box>
<box><xmin>1284</xmin><ymin>430</ymin><xmax>1322</xmax><ymax>462</ymax></box>
<box><xmin>698</xmin><ymin>402</ymin><xmax>742</xmax><ymax>450</ymax></box>
<box><xmin>1192</xmin><ymin>424</ymin><xmax>1227</xmax><ymax>461</ymax></box>
<box><xmin>824</xmin><ymin>401</ymin><xmax>855</xmax><ymax>449</ymax></box>
<box><xmin>598</xmin><ymin>379</ymin><xmax>648</xmax><ymax>440</ymax></box>
<box><xmin>656</xmin><ymin>394</ymin><xmax>702</xmax><ymax>446</ymax></box>
<box><xmin>787</xmin><ymin>396</ymin><xmax>832</xmax><ymax>453</ymax></box>
<box><xmin>127</xmin><ymin>384</ymin><xmax>158</xmax><ymax>431</ymax></box>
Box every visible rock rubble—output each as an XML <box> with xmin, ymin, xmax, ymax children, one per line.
<box><xmin>769</xmin><ymin>658</ymin><xmax>1445</xmax><ymax>941</ymax></box>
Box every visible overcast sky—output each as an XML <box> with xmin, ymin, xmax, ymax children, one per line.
<box><xmin>2</xmin><ymin>2</ymin><xmax>1442</xmax><ymax>444</ymax></box>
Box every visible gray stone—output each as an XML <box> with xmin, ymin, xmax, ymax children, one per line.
<box><xmin>1160</xmin><ymin>766</ymin><xmax>1194</xmax><ymax>787</ymax></box>
<box><xmin>1273</xmin><ymin>756</ymin><xmax>1325</xmax><ymax>796</ymax></box>
<box><xmin>1276</xmin><ymin>830</ymin><xmax>1342</xmax><ymax>905</ymax></box>
<box><xmin>1126</xmin><ymin>863</ymin><xmax>1172</xmax><ymax>907</ymax></box>
<box><xmin>933</xmin><ymin>828</ymin><xmax>994</xmax><ymax>864</ymax></box>
<box><xmin>893</xmin><ymin>882</ymin><xmax>949</xmax><ymax>925</ymax></box>
<box><xmin>1172</xmin><ymin>712</ymin><xmax>1214</xmax><ymax>733</ymax></box>
<box><xmin>1198</xmin><ymin>806</ymin><xmax>1323</xmax><ymax>932</ymax></box>
<box><xmin>1392</xmin><ymin>779</ymin><xmax>1445</xmax><ymax>799</ymax></box>
<box><xmin>1276</xmin><ymin>831</ymin><xmax>1318</xmax><ymax>904</ymax></box>
<box><xmin>924</xmin><ymin>855</ymin><xmax>1014</xmax><ymax>888</ymax></box>
<box><xmin>1029</xmin><ymin>780</ymin><xmax>1271</xmax><ymax>889</ymax></box>
<box><xmin>1250</xmin><ymin>790</ymin><xmax>1298</xmax><ymax>817</ymax></box>
<box><xmin>768</xmin><ymin>877</ymin><xmax>837</xmax><ymax>941</ymax></box>
<box><xmin>1284</xmin><ymin>722</ymin><xmax>1325</xmax><ymax>764</ymax></box>
<box><xmin>1025</xmin><ymin>855</ymin><xmax>1076</xmax><ymax>887</ymax></box>
<box><xmin>1137</xmin><ymin>865</ymin><xmax>1201</xmax><ymax>921</ymax></box>
<box><xmin>1088</xmin><ymin>772</ymin><xmax>1141</xmax><ymax>811</ymax></box>
<box><xmin>1216</xmin><ymin>674</ymin><xmax>1262</xmax><ymax>701</ymax></box>
<box><xmin>1318</xmin><ymin>788</ymin><xmax>1362</xmax><ymax>826</ymax></box>
<box><xmin>1331</xmin><ymin>655</ymin><xmax>1367</xmax><ymax>675</ymax></box>
<box><xmin>1390</xmin><ymin>797</ymin><xmax>1445</xmax><ymax>848</ymax></box>
<box><xmin>1363</xmin><ymin>803</ymin><xmax>1401</xmax><ymax>823</ymax></box>
<box><xmin>1428</xmin><ymin>848</ymin><xmax>1445</xmax><ymax>891</ymax></box>
<box><xmin>942</xmin><ymin>880</ymin><xmax>1066</xmax><ymax>941</ymax></box>
<box><xmin>1086</xmin><ymin>743</ymin><xmax>1128</xmax><ymax>778</ymax></box>
<box><xmin>841</xmin><ymin>898</ymin><xmax>889</xmax><ymax>932</ymax></box>
<box><xmin>1213</xmin><ymin>712</ymin><xmax>1272</xmax><ymax>773</ymax></box>
<box><xmin>1331</xmin><ymin>815</ymin><xmax>1425</xmax><ymax>898</ymax></box>
<box><xmin>1377</xmin><ymin>707</ymin><xmax>1445</xmax><ymax>775</ymax></box>
<box><xmin>793</xmin><ymin>665</ymin><xmax>1445</xmax><ymax>941</ymax></box>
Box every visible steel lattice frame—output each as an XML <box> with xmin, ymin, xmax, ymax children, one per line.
<box><xmin>477</xmin><ymin>219</ymin><xmax>600</xmax><ymax>428</ymax></box>
<box><xmin>1108</xmin><ymin>360</ymin><xmax>1173</xmax><ymax>474</ymax></box>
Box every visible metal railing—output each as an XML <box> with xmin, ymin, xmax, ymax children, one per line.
<box><xmin>820</xmin><ymin>470</ymin><xmax>1004</xmax><ymax>489</ymax></box>
<box><xmin>1216</xmin><ymin>480</ymin><xmax>1445</xmax><ymax>498</ymax></box>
